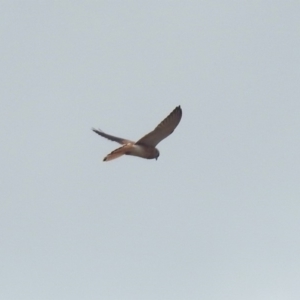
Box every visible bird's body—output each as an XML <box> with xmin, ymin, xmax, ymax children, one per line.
<box><xmin>101</xmin><ymin>143</ymin><xmax>159</xmax><ymax>161</ymax></box>
<box><xmin>92</xmin><ymin>106</ymin><xmax>182</xmax><ymax>162</ymax></box>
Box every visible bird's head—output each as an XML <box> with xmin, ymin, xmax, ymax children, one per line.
<box><xmin>155</xmin><ymin>149</ymin><xmax>160</xmax><ymax>160</ymax></box>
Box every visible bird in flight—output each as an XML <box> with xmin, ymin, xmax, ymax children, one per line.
<box><xmin>92</xmin><ymin>105</ymin><xmax>182</xmax><ymax>162</ymax></box>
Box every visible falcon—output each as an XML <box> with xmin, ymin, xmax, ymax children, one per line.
<box><xmin>92</xmin><ymin>106</ymin><xmax>182</xmax><ymax>161</ymax></box>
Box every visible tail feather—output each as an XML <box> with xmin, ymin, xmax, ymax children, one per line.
<box><xmin>103</xmin><ymin>145</ymin><xmax>128</xmax><ymax>162</ymax></box>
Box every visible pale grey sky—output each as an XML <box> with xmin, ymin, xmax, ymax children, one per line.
<box><xmin>1</xmin><ymin>1</ymin><xmax>300</xmax><ymax>299</ymax></box>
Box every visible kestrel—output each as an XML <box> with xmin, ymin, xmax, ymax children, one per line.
<box><xmin>92</xmin><ymin>105</ymin><xmax>182</xmax><ymax>161</ymax></box>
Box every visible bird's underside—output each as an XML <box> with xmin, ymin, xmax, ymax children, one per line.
<box><xmin>92</xmin><ymin>105</ymin><xmax>182</xmax><ymax>162</ymax></box>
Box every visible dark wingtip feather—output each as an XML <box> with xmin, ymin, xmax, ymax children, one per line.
<box><xmin>92</xmin><ymin>128</ymin><xmax>103</xmax><ymax>133</ymax></box>
<box><xmin>92</xmin><ymin>128</ymin><xmax>98</xmax><ymax>133</ymax></box>
<box><xmin>173</xmin><ymin>105</ymin><xmax>182</xmax><ymax>118</ymax></box>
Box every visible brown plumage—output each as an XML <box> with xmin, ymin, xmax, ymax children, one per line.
<box><xmin>92</xmin><ymin>106</ymin><xmax>182</xmax><ymax>162</ymax></box>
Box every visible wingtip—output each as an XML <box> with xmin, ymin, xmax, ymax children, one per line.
<box><xmin>92</xmin><ymin>128</ymin><xmax>104</xmax><ymax>134</ymax></box>
<box><xmin>175</xmin><ymin>105</ymin><xmax>182</xmax><ymax>113</ymax></box>
<box><xmin>92</xmin><ymin>127</ymin><xmax>100</xmax><ymax>133</ymax></box>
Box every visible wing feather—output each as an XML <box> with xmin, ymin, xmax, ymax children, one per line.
<box><xmin>92</xmin><ymin>128</ymin><xmax>134</xmax><ymax>145</ymax></box>
<box><xmin>136</xmin><ymin>106</ymin><xmax>182</xmax><ymax>147</ymax></box>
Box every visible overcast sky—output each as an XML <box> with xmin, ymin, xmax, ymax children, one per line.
<box><xmin>1</xmin><ymin>1</ymin><xmax>300</xmax><ymax>299</ymax></box>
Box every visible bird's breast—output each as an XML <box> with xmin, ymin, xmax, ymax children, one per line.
<box><xmin>128</xmin><ymin>145</ymin><xmax>158</xmax><ymax>159</ymax></box>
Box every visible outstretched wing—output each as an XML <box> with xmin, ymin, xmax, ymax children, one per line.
<box><xmin>136</xmin><ymin>106</ymin><xmax>182</xmax><ymax>147</ymax></box>
<box><xmin>92</xmin><ymin>128</ymin><xmax>134</xmax><ymax>145</ymax></box>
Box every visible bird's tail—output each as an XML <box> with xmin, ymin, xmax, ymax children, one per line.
<box><xmin>103</xmin><ymin>145</ymin><xmax>130</xmax><ymax>162</ymax></box>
